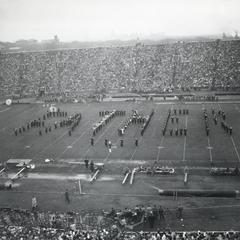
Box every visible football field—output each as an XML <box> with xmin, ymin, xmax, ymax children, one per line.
<box><xmin>0</xmin><ymin>100</ymin><xmax>240</xmax><ymax>231</ymax></box>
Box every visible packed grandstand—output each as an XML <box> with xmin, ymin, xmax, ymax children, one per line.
<box><xmin>0</xmin><ymin>39</ymin><xmax>240</xmax><ymax>99</ymax></box>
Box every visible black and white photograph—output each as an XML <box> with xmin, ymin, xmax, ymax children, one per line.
<box><xmin>0</xmin><ymin>0</ymin><xmax>240</xmax><ymax>238</ymax></box>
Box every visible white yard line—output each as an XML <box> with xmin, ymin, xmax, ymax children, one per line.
<box><xmin>8</xmin><ymin>105</ymin><xmax>48</xmax><ymax>136</ymax></box>
<box><xmin>125</xmin><ymin>107</ymin><xmax>148</xmax><ymax>161</ymax></box>
<box><xmin>182</xmin><ymin>115</ymin><xmax>188</xmax><ymax>162</ymax></box>
<box><xmin>156</xmin><ymin>105</ymin><xmax>174</xmax><ymax>161</ymax></box>
<box><xmin>83</xmin><ymin>119</ymin><xmax>117</xmax><ymax>157</ymax></box>
<box><xmin>129</xmin><ymin>137</ymin><xmax>142</xmax><ymax>161</ymax></box>
<box><xmin>104</xmin><ymin>120</ymin><xmax>128</xmax><ymax>161</ymax></box>
<box><xmin>35</xmin><ymin>132</ymin><xmax>68</xmax><ymax>157</ymax></box>
<box><xmin>0</xmin><ymin>168</ymin><xmax>5</xmax><ymax>174</ymax></box>
<box><xmin>207</xmin><ymin>137</ymin><xmax>213</xmax><ymax>163</ymax></box>
<box><xmin>230</xmin><ymin>136</ymin><xmax>240</xmax><ymax>163</ymax></box>
<box><xmin>156</xmin><ymin>137</ymin><xmax>165</xmax><ymax>161</ymax></box>
<box><xmin>58</xmin><ymin>130</ymin><xmax>88</xmax><ymax>157</ymax></box>
<box><xmin>34</xmin><ymin>118</ymin><xmax>95</xmax><ymax>159</ymax></box>
<box><xmin>0</xmin><ymin>107</ymin><xmax>10</xmax><ymax>113</ymax></box>
<box><xmin>78</xmin><ymin>179</ymin><xmax>82</xmax><ymax>194</ymax></box>
<box><xmin>38</xmin><ymin>116</ymin><xmax>100</xmax><ymax>159</ymax></box>
<box><xmin>128</xmin><ymin>128</ymin><xmax>144</xmax><ymax>161</ymax></box>
<box><xmin>218</xmin><ymin>103</ymin><xmax>222</xmax><ymax>111</ymax></box>
<box><xmin>104</xmin><ymin>151</ymin><xmax>111</xmax><ymax>162</ymax></box>
<box><xmin>203</xmin><ymin>103</ymin><xmax>213</xmax><ymax>164</ymax></box>
<box><xmin>218</xmin><ymin>103</ymin><xmax>240</xmax><ymax>163</ymax></box>
<box><xmin>107</xmin><ymin>116</ymin><xmax>128</xmax><ymax>146</ymax></box>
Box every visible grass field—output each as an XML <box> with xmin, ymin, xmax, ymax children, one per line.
<box><xmin>0</xmin><ymin>100</ymin><xmax>240</xmax><ymax>231</ymax></box>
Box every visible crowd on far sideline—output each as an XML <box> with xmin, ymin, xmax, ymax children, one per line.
<box><xmin>1</xmin><ymin>39</ymin><xmax>240</xmax><ymax>99</ymax></box>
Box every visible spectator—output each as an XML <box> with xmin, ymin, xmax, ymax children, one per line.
<box><xmin>31</xmin><ymin>196</ymin><xmax>38</xmax><ymax>211</ymax></box>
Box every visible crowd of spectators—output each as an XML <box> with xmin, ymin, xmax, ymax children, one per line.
<box><xmin>0</xmin><ymin>39</ymin><xmax>240</xmax><ymax>99</ymax></box>
<box><xmin>0</xmin><ymin>207</ymin><xmax>239</xmax><ymax>239</ymax></box>
<box><xmin>0</xmin><ymin>205</ymin><xmax>162</xmax><ymax>230</ymax></box>
<box><xmin>124</xmin><ymin>231</ymin><xmax>240</xmax><ymax>240</ymax></box>
<box><xmin>1</xmin><ymin>226</ymin><xmax>240</xmax><ymax>239</ymax></box>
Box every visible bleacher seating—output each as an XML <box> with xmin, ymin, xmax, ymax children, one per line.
<box><xmin>0</xmin><ymin>40</ymin><xmax>240</xmax><ymax>99</ymax></box>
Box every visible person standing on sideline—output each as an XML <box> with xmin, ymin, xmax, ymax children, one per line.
<box><xmin>84</xmin><ymin>158</ymin><xmax>89</xmax><ymax>168</ymax></box>
<box><xmin>90</xmin><ymin>161</ymin><xmax>94</xmax><ymax>173</ymax></box>
<box><xmin>177</xmin><ymin>206</ymin><xmax>183</xmax><ymax>219</ymax></box>
<box><xmin>32</xmin><ymin>196</ymin><xmax>38</xmax><ymax>211</ymax></box>
<box><xmin>65</xmin><ymin>189</ymin><xmax>70</xmax><ymax>204</ymax></box>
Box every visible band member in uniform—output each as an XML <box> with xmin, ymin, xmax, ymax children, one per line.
<box><xmin>162</xmin><ymin>129</ymin><xmax>165</xmax><ymax>136</ymax></box>
<box><xmin>65</xmin><ymin>189</ymin><xmax>70</xmax><ymax>204</ymax></box>
<box><xmin>206</xmin><ymin>127</ymin><xmax>209</xmax><ymax>136</ymax></box>
<box><xmin>214</xmin><ymin>116</ymin><xmax>217</xmax><ymax>125</ymax></box>
<box><xmin>175</xmin><ymin>129</ymin><xmax>178</xmax><ymax>136</ymax></box>
<box><xmin>108</xmin><ymin>141</ymin><xmax>112</xmax><ymax>149</ymax></box>
<box><xmin>180</xmin><ymin>128</ymin><xmax>183</xmax><ymax>136</ymax></box>
<box><xmin>90</xmin><ymin>161</ymin><xmax>94</xmax><ymax>173</ymax></box>
<box><xmin>84</xmin><ymin>158</ymin><xmax>89</xmax><ymax>168</ymax></box>
<box><xmin>91</xmin><ymin>138</ymin><xmax>94</xmax><ymax>146</ymax></box>
<box><xmin>184</xmin><ymin>128</ymin><xmax>187</xmax><ymax>136</ymax></box>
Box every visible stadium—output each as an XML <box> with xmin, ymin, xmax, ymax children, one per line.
<box><xmin>1</xmin><ymin>0</ymin><xmax>240</xmax><ymax>238</ymax></box>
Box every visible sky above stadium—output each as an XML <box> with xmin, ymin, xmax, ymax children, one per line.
<box><xmin>0</xmin><ymin>0</ymin><xmax>240</xmax><ymax>42</ymax></box>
